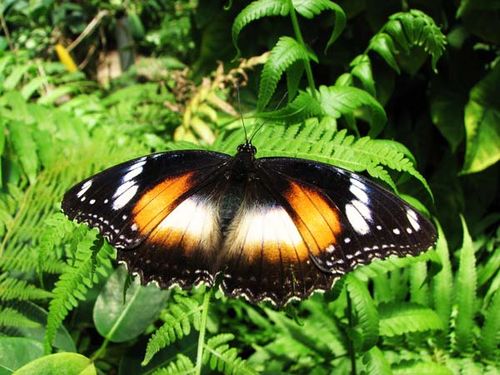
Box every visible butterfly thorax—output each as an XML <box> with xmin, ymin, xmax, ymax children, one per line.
<box><xmin>229</xmin><ymin>142</ymin><xmax>258</xmax><ymax>181</ymax></box>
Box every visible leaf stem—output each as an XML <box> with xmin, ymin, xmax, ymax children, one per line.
<box><xmin>90</xmin><ymin>337</ymin><xmax>110</xmax><ymax>361</ymax></box>
<box><xmin>347</xmin><ymin>292</ymin><xmax>357</xmax><ymax>375</ymax></box>
<box><xmin>288</xmin><ymin>0</ymin><xmax>317</xmax><ymax>98</ymax></box>
<box><xmin>195</xmin><ymin>289</ymin><xmax>212</xmax><ymax>375</ymax></box>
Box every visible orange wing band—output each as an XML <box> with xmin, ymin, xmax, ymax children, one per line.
<box><xmin>285</xmin><ymin>182</ymin><xmax>342</xmax><ymax>254</ymax></box>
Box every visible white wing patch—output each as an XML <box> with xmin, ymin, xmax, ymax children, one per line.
<box><xmin>113</xmin><ymin>184</ymin><xmax>139</xmax><ymax>210</ymax></box>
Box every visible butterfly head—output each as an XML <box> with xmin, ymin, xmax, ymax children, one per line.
<box><xmin>236</xmin><ymin>141</ymin><xmax>257</xmax><ymax>156</ymax></box>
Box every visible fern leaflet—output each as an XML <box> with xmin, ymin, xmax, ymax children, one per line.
<box><xmin>143</xmin><ymin>294</ymin><xmax>202</xmax><ymax>365</ymax></box>
<box><xmin>378</xmin><ymin>302</ymin><xmax>443</xmax><ymax>337</ymax></box>
<box><xmin>346</xmin><ymin>274</ymin><xmax>379</xmax><ymax>350</ymax></box>
<box><xmin>479</xmin><ymin>285</ymin><xmax>499</xmax><ymax>361</ymax></box>
<box><xmin>232</xmin><ymin>0</ymin><xmax>289</xmax><ymax>59</ymax></box>
<box><xmin>258</xmin><ymin>36</ymin><xmax>313</xmax><ymax>110</ymax></box>
<box><xmin>203</xmin><ymin>334</ymin><xmax>256</xmax><ymax>375</ymax></box>
<box><xmin>0</xmin><ymin>306</ymin><xmax>40</xmax><ymax>328</ymax></box>
<box><xmin>452</xmin><ymin>216</ymin><xmax>477</xmax><ymax>353</ymax></box>
<box><xmin>0</xmin><ymin>274</ymin><xmax>52</xmax><ymax>301</ymax></box>
<box><xmin>153</xmin><ymin>354</ymin><xmax>195</xmax><ymax>375</ymax></box>
<box><xmin>363</xmin><ymin>346</ymin><xmax>391</xmax><ymax>375</ymax></box>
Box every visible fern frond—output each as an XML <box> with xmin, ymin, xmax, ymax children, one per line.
<box><xmin>363</xmin><ymin>346</ymin><xmax>391</xmax><ymax>375</ymax></box>
<box><xmin>0</xmin><ymin>306</ymin><xmax>40</xmax><ymax>328</ymax></box>
<box><xmin>203</xmin><ymin>333</ymin><xmax>256</xmax><ymax>375</ymax></box>
<box><xmin>452</xmin><ymin>217</ymin><xmax>477</xmax><ymax>353</ymax></box>
<box><xmin>143</xmin><ymin>295</ymin><xmax>202</xmax><ymax>365</ymax></box>
<box><xmin>232</xmin><ymin>0</ymin><xmax>289</xmax><ymax>58</ymax></box>
<box><xmin>393</xmin><ymin>361</ymin><xmax>453</xmax><ymax>375</ymax></box>
<box><xmin>479</xmin><ymin>287</ymin><xmax>499</xmax><ymax>361</ymax></box>
<box><xmin>381</xmin><ymin>9</ymin><xmax>446</xmax><ymax>72</ymax></box>
<box><xmin>153</xmin><ymin>354</ymin><xmax>195</xmax><ymax>375</ymax></box>
<box><xmin>0</xmin><ymin>253</ymin><xmax>66</xmax><ymax>274</ymax></box>
<box><xmin>0</xmin><ymin>274</ymin><xmax>52</xmax><ymax>301</ymax></box>
<box><xmin>346</xmin><ymin>274</ymin><xmax>379</xmax><ymax>350</ymax></box>
<box><xmin>379</xmin><ymin>302</ymin><xmax>443</xmax><ymax>337</ymax></box>
<box><xmin>44</xmin><ymin>230</ymin><xmax>115</xmax><ymax>353</ymax></box>
<box><xmin>258</xmin><ymin>36</ymin><xmax>312</xmax><ymax>110</ymax></box>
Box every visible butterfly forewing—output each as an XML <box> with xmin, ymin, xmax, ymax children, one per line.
<box><xmin>62</xmin><ymin>151</ymin><xmax>230</xmax><ymax>249</ymax></box>
<box><xmin>259</xmin><ymin>157</ymin><xmax>437</xmax><ymax>274</ymax></box>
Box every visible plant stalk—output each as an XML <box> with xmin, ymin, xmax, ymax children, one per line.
<box><xmin>347</xmin><ymin>292</ymin><xmax>357</xmax><ymax>375</ymax></box>
<box><xmin>288</xmin><ymin>0</ymin><xmax>317</xmax><ymax>98</ymax></box>
<box><xmin>195</xmin><ymin>289</ymin><xmax>212</xmax><ymax>375</ymax></box>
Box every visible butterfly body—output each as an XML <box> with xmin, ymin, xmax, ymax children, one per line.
<box><xmin>62</xmin><ymin>142</ymin><xmax>436</xmax><ymax>306</ymax></box>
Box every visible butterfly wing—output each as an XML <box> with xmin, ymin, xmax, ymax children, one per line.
<box><xmin>258</xmin><ymin>157</ymin><xmax>437</xmax><ymax>275</ymax></box>
<box><xmin>62</xmin><ymin>150</ymin><xmax>231</xmax><ymax>286</ymax></box>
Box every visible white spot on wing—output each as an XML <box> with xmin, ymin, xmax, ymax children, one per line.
<box><xmin>393</xmin><ymin>228</ymin><xmax>401</xmax><ymax>235</ymax></box>
<box><xmin>123</xmin><ymin>167</ymin><xmax>143</xmax><ymax>182</ymax></box>
<box><xmin>112</xmin><ymin>184</ymin><xmax>139</xmax><ymax>210</ymax></box>
<box><xmin>77</xmin><ymin>180</ymin><xmax>92</xmax><ymax>198</ymax></box>
<box><xmin>113</xmin><ymin>181</ymin><xmax>136</xmax><ymax>198</ymax></box>
<box><xmin>346</xmin><ymin>202</ymin><xmax>370</xmax><ymax>235</ymax></box>
<box><xmin>406</xmin><ymin>209</ymin><xmax>421</xmax><ymax>231</ymax></box>
<box><xmin>349</xmin><ymin>183</ymin><xmax>369</xmax><ymax>204</ymax></box>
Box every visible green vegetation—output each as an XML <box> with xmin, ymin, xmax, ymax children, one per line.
<box><xmin>0</xmin><ymin>1</ymin><xmax>498</xmax><ymax>374</ymax></box>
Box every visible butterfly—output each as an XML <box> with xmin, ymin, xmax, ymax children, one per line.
<box><xmin>62</xmin><ymin>141</ymin><xmax>437</xmax><ymax>306</ymax></box>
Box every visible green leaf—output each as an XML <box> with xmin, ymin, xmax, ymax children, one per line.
<box><xmin>0</xmin><ymin>337</ymin><xmax>44</xmax><ymax>374</ymax></box>
<box><xmin>429</xmin><ymin>83</ymin><xmax>466</xmax><ymax>152</ymax></box>
<box><xmin>318</xmin><ymin>85</ymin><xmax>387</xmax><ymax>137</ymax></box>
<box><xmin>93</xmin><ymin>267</ymin><xmax>168</xmax><ymax>343</ymax></box>
<box><xmin>362</xmin><ymin>346</ymin><xmax>392</xmax><ymax>375</ymax></box>
<box><xmin>13</xmin><ymin>353</ymin><xmax>96</xmax><ymax>375</ymax></box>
<box><xmin>461</xmin><ymin>65</ymin><xmax>500</xmax><ymax>174</ymax></box>
<box><xmin>369</xmin><ymin>33</ymin><xmax>400</xmax><ymax>73</ymax></box>
<box><xmin>8</xmin><ymin>122</ymin><xmax>38</xmax><ymax>184</ymax></box>
<box><xmin>232</xmin><ymin>0</ymin><xmax>289</xmax><ymax>59</ymax></box>
<box><xmin>346</xmin><ymin>274</ymin><xmax>379</xmax><ymax>350</ymax></box>
<box><xmin>203</xmin><ymin>334</ymin><xmax>256</xmax><ymax>375</ymax></box>
<box><xmin>292</xmin><ymin>0</ymin><xmax>346</xmax><ymax>52</ymax></box>
<box><xmin>379</xmin><ymin>302</ymin><xmax>444</xmax><ymax>337</ymax></box>
<box><xmin>452</xmin><ymin>216</ymin><xmax>477</xmax><ymax>353</ymax></box>
<box><xmin>350</xmin><ymin>55</ymin><xmax>376</xmax><ymax>96</ymax></box>
<box><xmin>3</xmin><ymin>65</ymin><xmax>30</xmax><ymax>91</ymax></box>
<box><xmin>258</xmin><ymin>36</ymin><xmax>311</xmax><ymax>110</ymax></box>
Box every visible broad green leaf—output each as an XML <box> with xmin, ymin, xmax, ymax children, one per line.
<box><xmin>462</xmin><ymin>65</ymin><xmax>500</xmax><ymax>174</ymax></box>
<box><xmin>379</xmin><ymin>302</ymin><xmax>443</xmax><ymax>337</ymax></box>
<box><xmin>318</xmin><ymin>85</ymin><xmax>387</xmax><ymax>137</ymax></box>
<box><xmin>8</xmin><ymin>122</ymin><xmax>38</xmax><ymax>184</ymax></box>
<box><xmin>453</xmin><ymin>216</ymin><xmax>477</xmax><ymax>353</ymax></box>
<box><xmin>258</xmin><ymin>36</ymin><xmax>312</xmax><ymax>110</ymax></box>
<box><xmin>0</xmin><ymin>337</ymin><xmax>43</xmax><ymax>374</ymax></box>
<box><xmin>292</xmin><ymin>0</ymin><xmax>346</xmax><ymax>51</ymax></box>
<box><xmin>13</xmin><ymin>353</ymin><xmax>96</xmax><ymax>375</ymax></box>
<box><xmin>93</xmin><ymin>267</ymin><xmax>168</xmax><ymax>343</ymax></box>
<box><xmin>429</xmin><ymin>83</ymin><xmax>466</xmax><ymax>152</ymax></box>
<box><xmin>346</xmin><ymin>274</ymin><xmax>379</xmax><ymax>351</ymax></box>
<box><xmin>232</xmin><ymin>0</ymin><xmax>289</xmax><ymax>59</ymax></box>
<box><xmin>362</xmin><ymin>346</ymin><xmax>392</xmax><ymax>375</ymax></box>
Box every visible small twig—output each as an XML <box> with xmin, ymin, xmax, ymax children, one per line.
<box><xmin>0</xmin><ymin>13</ymin><xmax>15</xmax><ymax>52</ymax></box>
<box><xmin>67</xmin><ymin>10</ymin><xmax>109</xmax><ymax>52</ymax></box>
<box><xmin>78</xmin><ymin>43</ymin><xmax>98</xmax><ymax>69</ymax></box>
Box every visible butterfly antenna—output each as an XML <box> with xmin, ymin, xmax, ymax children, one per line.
<box><xmin>249</xmin><ymin>90</ymin><xmax>289</xmax><ymax>143</ymax></box>
<box><xmin>236</xmin><ymin>85</ymin><xmax>249</xmax><ymax>143</ymax></box>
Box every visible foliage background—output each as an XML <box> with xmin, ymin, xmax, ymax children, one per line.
<box><xmin>0</xmin><ymin>0</ymin><xmax>498</xmax><ymax>374</ymax></box>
